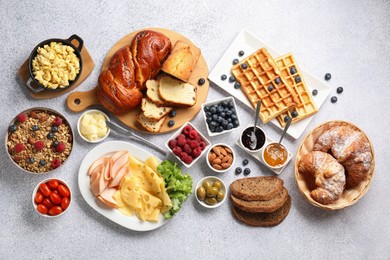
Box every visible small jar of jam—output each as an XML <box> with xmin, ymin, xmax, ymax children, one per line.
<box><xmin>262</xmin><ymin>142</ymin><xmax>289</xmax><ymax>169</ymax></box>
<box><xmin>240</xmin><ymin>126</ymin><xmax>267</xmax><ymax>152</ymax></box>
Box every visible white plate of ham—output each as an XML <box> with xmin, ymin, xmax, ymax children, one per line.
<box><xmin>78</xmin><ymin>140</ymin><xmax>168</xmax><ymax>231</ymax></box>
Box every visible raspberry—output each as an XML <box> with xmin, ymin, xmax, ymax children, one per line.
<box><xmin>14</xmin><ymin>143</ymin><xmax>25</xmax><ymax>153</ymax></box>
<box><xmin>182</xmin><ymin>125</ymin><xmax>193</xmax><ymax>136</ymax></box>
<box><xmin>34</xmin><ymin>141</ymin><xmax>45</xmax><ymax>151</ymax></box>
<box><xmin>52</xmin><ymin>117</ymin><xmax>63</xmax><ymax>126</ymax></box>
<box><xmin>17</xmin><ymin>113</ymin><xmax>27</xmax><ymax>123</ymax></box>
<box><xmin>181</xmin><ymin>155</ymin><xmax>193</xmax><ymax>165</ymax></box>
<box><xmin>180</xmin><ymin>152</ymin><xmax>188</xmax><ymax>159</ymax></box>
<box><xmin>176</xmin><ymin>137</ymin><xmax>186</xmax><ymax>147</ymax></box>
<box><xmin>199</xmin><ymin>141</ymin><xmax>206</xmax><ymax>150</ymax></box>
<box><xmin>189</xmin><ymin>140</ymin><xmax>200</xmax><ymax>149</ymax></box>
<box><xmin>192</xmin><ymin>147</ymin><xmax>202</xmax><ymax>158</ymax></box>
<box><xmin>189</xmin><ymin>130</ymin><xmax>199</xmax><ymax>139</ymax></box>
<box><xmin>168</xmin><ymin>139</ymin><xmax>177</xmax><ymax>149</ymax></box>
<box><xmin>56</xmin><ymin>142</ymin><xmax>65</xmax><ymax>153</ymax></box>
<box><xmin>51</xmin><ymin>158</ymin><xmax>61</xmax><ymax>169</ymax></box>
<box><xmin>172</xmin><ymin>146</ymin><xmax>182</xmax><ymax>156</ymax></box>
<box><xmin>183</xmin><ymin>144</ymin><xmax>192</xmax><ymax>154</ymax></box>
<box><xmin>177</xmin><ymin>134</ymin><xmax>186</xmax><ymax>141</ymax></box>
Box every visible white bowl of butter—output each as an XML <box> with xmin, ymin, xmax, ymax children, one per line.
<box><xmin>77</xmin><ymin>109</ymin><xmax>110</xmax><ymax>143</ymax></box>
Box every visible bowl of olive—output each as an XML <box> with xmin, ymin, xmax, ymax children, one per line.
<box><xmin>195</xmin><ymin>176</ymin><xmax>227</xmax><ymax>208</ymax></box>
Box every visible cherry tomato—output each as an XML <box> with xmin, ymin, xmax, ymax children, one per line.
<box><xmin>50</xmin><ymin>193</ymin><xmax>61</xmax><ymax>205</ymax></box>
<box><xmin>57</xmin><ymin>184</ymin><xmax>70</xmax><ymax>197</ymax></box>
<box><xmin>42</xmin><ymin>198</ymin><xmax>54</xmax><ymax>209</ymax></box>
<box><xmin>39</xmin><ymin>183</ymin><xmax>52</xmax><ymax>197</ymax></box>
<box><xmin>35</xmin><ymin>191</ymin><xmax>44</xmax><ymax>204</ymax></box>
<box><xmin>52</xmin><ymin>190</ymin><xmax>59</xmax><ymax>195</ymax></box>
<box><xmin>48</xmin><ymin>206</ymin><xmax>63</xmax><ymax>216</ymax></box>
<box><xmin>61</xmin><ymin>197</ymin><xmax>70</xmax><ymax>210</ymax></box>
<box><xmin>37</xmin><ymin>204</ymin><xmax>48</xmax><ymax>214</ymax></box>
<box><xmin>48</xmin><ymin>180</ymin><xmax>59</xmax><ymax>189</ymax></box>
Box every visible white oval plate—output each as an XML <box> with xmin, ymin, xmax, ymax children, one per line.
<box><xmin>78</xmin><ymin>141</ymin><xmax>167</xmax><ymax>231</ymax></box>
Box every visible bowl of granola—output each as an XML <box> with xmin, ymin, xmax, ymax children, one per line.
<box><xmin>5</xmin><ymin>107</ymin><xmax>74</xmax><ymax>174</ymax></box>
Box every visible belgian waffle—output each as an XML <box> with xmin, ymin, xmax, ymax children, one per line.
<box><xmin>231</xmin><ymin>48</ymin><xmax>298</xmax><ymax>124</ymax></box>
<box><xmin>274</xmin><ymin>53</ymin><xmax>318</xmax><ymax>127</ymax></box>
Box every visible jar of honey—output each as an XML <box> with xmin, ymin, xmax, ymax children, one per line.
<box><xmin>262</xmin><ymin>142</ymin><xmax>289</xmax><ymax>169</ymax></box>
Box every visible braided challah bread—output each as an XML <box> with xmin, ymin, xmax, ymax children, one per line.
<box><xmin>97</xmin><ymin>30</ymin><xmax>171</xmax><ymax>114</ymax></box>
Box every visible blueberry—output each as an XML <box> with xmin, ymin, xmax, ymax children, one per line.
<box><xmin>198</xmin><ymin>78</ymin><xmax>206</xmax><ymax>86</ymax></box>
<box><xmin>212</xmin><ymin>114</ymin><xmax>218</xmax><ymax>121</ymax></box>
<box><xmin>210</xmin><ymin>126</ymin><xmax>216</xmax><ymax>132</ymax></box>
<box><xmin>217</xmin><ymin>116</ymin><xmax>223</xmax><ymax>123</ymax></box>
<box><xmin>225</xmin><ymin>110</ymin><xmax>232</xmax><ymax>117</ymax></box>
<box><xmin>324</xmin><ymin>73</ymin><xmax>332</xmax><ymax>81</ymax></box>
<box><xmin>331</xmin><ymin>96</ymin><xmax>338</xmax><ymax>103</ymax></box>
<box><xmin>284</xmin><ymin>116</ymin><xmax>291</xmax><ymax>123</ymax></box>
<box><xmin>230</xmin><ymin>108</ymin><xmax>236</xmax><ymax>113</ymax></box>
<box><xmin>268</xmin><ymin>85</ymin><xmax>273</xmax><ymax>92</ymax></box>
<box><xmin>241</xmin><ymin>63</ymin><xmax>248</xmax><ymax>70</ymax></box>
<box><xmin>295</xmin><ymin>76</ymin><xmax>301</xmax><ymax>83</ymax></box>
<box><xmin>244</xmin><ymin>168</ymin><xmax>251</xmax><ymax>175</ymax></box>
<box><xmin>217</xmin><ymin>106</ymin><xmax>224</xmax><ymax>114</ymax></box>
<box><xmin>274</xmin><ymin>77</ymin><xmax>281</xmax><ymax>84</ymax></box>
<box><xmin>210</xmin><ymin>107</ymin><xmax>217</xmax><ymax>114</ymax></box>
<box><xmin>238</xmin><ymin>50</ymin><xmax>245</xmax><ymax>57</ymax></box>
<box><xmin>204</xmin><ymin>106</ymin><xmax>210</xmax><ymax>112</ymax></box>
<box><xmin>32</xmin><ymin>125</ymin><xmax>39</xmax><ymax>131</ymax></box>
<box><xmin>28</xmin><ymin>157</ymin><xmax>35</xmax><ymax>164</ymax></box>
<box><xmin>221</xmin><ymin>100</ymin><xmax>229</xmax><ymax>107</ymax></box>
<box><xmin>168</xmin><ymin>120</ymin><xmax>175</xmax><ymax>127</ymax></box>
<box><xmin>221</xmin><ymin>74</ymin><xmax>227</xmax><ymax>81</ymax></box>
<box><xmin>227</xmin><ymin>123</ymin><xmax>234</xmax><ymax>130</ymax></box>
<box><xmin>243</xmin><ymin>159</ymin><xmax>249</xmax><ymax>166</ymax></box>
<box><xmin>39</xmin><ymin>160</ymin><xmax>46</xmax><ymax>166</ymax></box>
<box><xmin>222</xmin><ymin>120</ymin><xmax>228</xmax><ymax>127</ymax></box>
<box><xmin>8</xmin><ymin>124</ymin><xmax>17</xmax><ymax>133</ymax></box>
<box><xmin>205</xmin><ymin>112</ymin><xmax>212</xmax><ymax>118</ymax></box>
<box><xmin>52</xmin><ymin>141</ymin><xmax>59</xmax><ymax>148</ymax></box>
<box><xmin>235</xmin><ymin>167</ymin><xmax>242</xmax><ymax>174</ymax></box>
<box><xmin>291</xmin><ymin>111</ymin><xmax>299</xmax><ymax>118</ymax></box>
<box><xmin>227</xmin><ymin>118</ymin><xmax>232</xmax><ymax>123</ymax></box>
<box><xmin>51</xmin><ymin>126</ymin><xmax>58</xmax><ymax>132</ymax></box>
<box><xmin>231</xmin><ymin>114</ymin><xmax>237</xmax><ymax>120</ymax></box>
<box><xmin>169</xmin><ymin>110</ymin><xmax>177</xmax><ymax>117</ymax></box>
<box><xmin>337</xmin><ymin>87</ymin><xmax>344</xmax><ymax>94</ymax></box>
<box><xmin>220</xmin><ymin>112</ymin><xmax>226</xmax><ymax>118</ymax></box>
<box><xmin>210</xmin><ymin>121</ymin><xmax>218</xmax><ymax>128</ymax></box>
<box><xmin>233</xmin><ymin>120</ymin><xmax>239</xmax><ymax>127</ymax></box>
<box><xmin>217</xmin><ymin>126</ymin><xmax>224</xmax><ymax>132</ymax></box>
<box><xmin>229</xmin><ymin>76</ymin><xmax>236</xmax><ymax>83</ymax></box>
<box><xmin>312</xmin><ymin>89</ymin><xmax>318</xmax><ymax>96</ymax></box>
<box><xmin>47</xmin><ymin>132</ymin><xmax>54</xmax><ymax>139</ymax></box>
<box><xmin>233</xmin><ymin>59</ymin><xmax>239</xmax><ymax>65</ymax></box>
<box><xmin>234</xmin><ymin>82</ymin><xmax>241</xmax><ymax>89</ymax></box>
<box><xmin>290</xmin><ymin>67</ymin><xmax>297</xmax><ymax>75</ymax></box>
<box><xmin>206</xmin><ymin>117</ymin><xmax>212</xmax><ymax>123</ymax></box>
<box><xmin>228</xmin><ymin>102</ymin><xmax>234</xmax><ymax>108</ymax></box>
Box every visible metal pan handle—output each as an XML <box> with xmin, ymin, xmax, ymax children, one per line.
<box><xmin>25</xmin><ymin>78</ymin><xmax>44</xmax><ymax>93</ymax></box>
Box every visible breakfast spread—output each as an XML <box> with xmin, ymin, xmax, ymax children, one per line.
<box><xmin>207</xmin><ymin>145</ymin><xmax>234</xmax><ymax>171</ymax></box>
<box><xmin>196</xmin><ymin>179</ymin><xmax>225</xmax><ymax>206</ymax></box>
<box><xmin>79</xmin><ymin>110</ymin><xmax>109</xmax><ymax>142</ymax></box>
<box><xmin>32</xmin><ymin>42</ymin><xmax>80</xmax><ymax>89</ymax></box>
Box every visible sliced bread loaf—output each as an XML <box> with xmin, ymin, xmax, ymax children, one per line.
<box><xmin>158</xmin><ymin>76</ymin><xmax>196</xmax><ymax>107</ymax></box>
<box><xmin>146</xmin><ymin>80</ymin><xmax>167</xmax><ymax>106</ymax></box>
<box><xmin>232</xmin><ymin>196</ymin><xmax>291</xmax><ymax>227</ymax></box>
<box><xmin>230</xmin><ymin>187</ymin><xmax>289</xmax><ymax>213</ymax></box>
<box><xmin>230</xmin><ymin>177</ymin><xmax>284</xmax><ymax>201</ymax></box>
<box><xmin>136</xmin><ymin>113</ymin><xmax>166</xmax><ymax>133</ymax></box>
<box><xmin>141</xmin><ymin>98</ymin><xmax>173</xmax><ymax>121</ymax></box>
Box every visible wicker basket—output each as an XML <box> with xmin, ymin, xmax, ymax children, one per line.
<box><xmin>294</xmin><ymin>120</ymin><xmax>375</xmax><ymax>210</ymax></box>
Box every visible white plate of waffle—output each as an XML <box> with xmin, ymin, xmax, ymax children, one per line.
<box><xmin>209</xmin><ymin>30</ymin><xmax>331</xmax><ymax>139</ymax></box>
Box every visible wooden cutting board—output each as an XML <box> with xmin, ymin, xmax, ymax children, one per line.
<box><xmin>66</xmin><ymin>28</ymin><xmax>209</xmax><ymax>134</ymax></box>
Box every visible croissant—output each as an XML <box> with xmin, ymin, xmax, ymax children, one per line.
<box><xmin>313</xmin><ymin>126</ymin><xmax>372</xmax><ymax>187</ymax></box>
<box><xmin>298</xmin><ymin>151</ymin><xmax>346</xmax><ymax>205</ymax></box>
<box><xmin>97</xmin><ymin>30</ymin><xmax>171</xmax><ymax>114</ymax></box>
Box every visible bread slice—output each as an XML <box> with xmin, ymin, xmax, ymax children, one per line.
<box><xmin>141</xmin><ymin>98</ymin><xmax>173</xmax><ymax>121</ymax></box>
<box><xmin>136</xmin><ymin>113</ymin><xmax>167</xmax><ymax>133</ymax></box>
<box><xmin>159</xmin><ymin>76</ymin><xmax>196</xmax><ymax>107</ymax></box>
<box><xmin>230</xmin><ymin>177</ymin><xmax>284</xmax><ymax>201</ymax></box>
<box><xmin>232</xmin><ymin>196</ymin><xmax>291</xmax><ymax>227</ymax></box>
<box><xmin>230</xmin><ymin>187</ymin><xmax>289</xmax><ymax>213</ymax></box>
<box><xmin>146</xmin><ymin>80</ymin><xmax>167</xmax><ymax>106</ymax></box>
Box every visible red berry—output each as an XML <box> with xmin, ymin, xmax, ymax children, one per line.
<box><xmin>181</xmin><ymin>155</ymin><xmax>193</xmax><ymax>164</ymax></box>
<box><xmin>168</xmin><ymin>139</ymin><xmax>177</xmax><ymax>149</ymax></box>
<box><xmin>17</xmin><ymin>113</ymin><xmax>27</xmax><ymax>123</ymax></box>
<box><xmin>189</xmin><ymin>130</ymin><xmax>199</xmax><ymax>139</ymax></box>
<box><xmin>14</xmin><ymin>143</ymin><xmax>25</xmax><ymax>153</ymax></box>
<box><xmin>34</xmin><ymin>141</ymin><xmax>45</xmax><ymax>151</ymax></box>
<box><xmin>180</xmin><ymin>152</ymin><xmax>188</xmax><ymax>159</ymax></box>
<box><xmin>199</xmin><ymin>141</ymin><xmax>206</xmax><ymax>150</ymax></box>
<box><xmin>182</xmin><ymin>125</ymin><xmax>193</xmax><ymax>136</ymax></box>
<box><xmin>172</xmin><ymin>146</ymin><xmax>182</xmax><ymax>156</ymax></box>
<box><xmin>51</xmin><ymin>159</ymin><xmax>61</xmax><ymax>169</ymax></box>
<box><xmin>52</xmin><ymin>117</ymin><xmax>63</xmax><ymax>126</ymax></box>
<box><xmin>176</xmin><ymin>137</ymin><xmax>186</xmax><ymax>147</ymax></box>
<box><xmin>189</xmin><ymin>140</ymin><xmax>200</xmax><ymax>149</ymax></box>
<box><xmin>192</xmin><ymin>147</ymin><xmax>202</xmax><ymax>158</ymax></box>
<box><xmin>55</xmin><ymin>142</ymin><xmax>65</xmax><ymax>153</ymax></box>
<box><xmin>183</xmin><ymin>144</ymin><xmax>192</xmax><ymax>154</ymax></box>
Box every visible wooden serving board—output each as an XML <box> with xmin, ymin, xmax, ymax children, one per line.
<box><xmin>18</xmin><ymin>38</ymin><xmax>95</xmax><ymax>99</ymax></box>
<box><xmin>66</xmin><ymin>28</ymin><xmax>209</xmax><ymax>134</ymax></box>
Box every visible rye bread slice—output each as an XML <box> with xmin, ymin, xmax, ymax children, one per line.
<box><xmin>232</xmin><ymin>196</ymin><xmax>291</xmax><ymax>227</ymax></box>
<box><xmin>230</xmin><ymin>177</ymin><xmax>284</xmax><ymax>201</ymax></box>
<box><xmin>230</xmin><ymin>187</ymin><xmax>289</xmax><ymax>213</ymax></box>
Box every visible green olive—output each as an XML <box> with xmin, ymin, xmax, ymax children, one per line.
<box><xmin>206</xmin><ymin>187</ymin><xmax>219</xmax><ymax>198</ymax></box>
<box><xmin>205</xmin><ymin>197</ymin><xmax>217</xmax><ymax>205</ymax></box>
<box><xmin>217</xmin><ymin>191</ymin><xmax>225</xmax><ymax>202</ymax></box>
<box><xmin>196</xmin><ymin>187</ymin><xmax>206</xmax><ymax>201</ymax></box>
<box><xmin>212</xmin><ymin>181</ymin><xmax>222</xmax><ymax>190</ymax></box>
<box><xmin>202</xmin><ymin>181</ymin><xmax>212</xmax><ymax>190</ymax></box>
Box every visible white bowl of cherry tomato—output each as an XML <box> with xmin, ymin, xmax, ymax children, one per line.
<box><xmin>32</xmin><ymin>178</ymin><xmax>71</xmax><ymax>217</ymax></box>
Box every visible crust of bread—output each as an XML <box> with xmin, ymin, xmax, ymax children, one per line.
<box><xmin>158</xmin><ymin>76</ymin><xmax>196</xmax><ymax>107</ymax></box>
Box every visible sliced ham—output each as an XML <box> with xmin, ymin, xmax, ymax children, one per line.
<box><xmin>109</xmin><ymin>165</ymin><xmax>130</xmax><ymax>188</ymax></box>
<box><xmin>97</xmin><ymin>187</ymin><xmax>118</xmax><ymax>208</ymax></box>
<box><xmin>88</xmin><ymin>157</ymin><xmax>108</xmax><ymax>176</ymax></box>
<box><xmin>111</xmin><ymin>152</ymin><xmax>129</xmax><ymax>179</ymax></box>
<box><xmin>110</xmin><ymin>150</ymin><xmax>128</xmax><ymax>162</ymax></box>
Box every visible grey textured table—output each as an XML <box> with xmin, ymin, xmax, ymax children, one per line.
<box><xmin>1</xmin><ymin>0</ymin><xmax>389</xmax><ymax>259</ymax></box>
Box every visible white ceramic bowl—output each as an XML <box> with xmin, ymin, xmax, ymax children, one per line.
<box><xmin>32</xmin><ymin>178</ymin><xmax>72</xmax><ymax>218</ymax></box>
<box><xmin>239</xmin><ymin>125</ymin><xmax>267</xmax><ymax>154</ymax></box>
<box><xmin>165</xmin><ymin>122</ymin><xmax>211</xmax><ymax>168</ymax></box>
<box><xmin>261</xmin><ymin>142</ymin><xmax>290</xmax><ymax>170</ymax></box>
<box><xmin>195</xmin><ymin>176</ymin><xmax>227</xmax><ymax>209</ymax></box>
<box><xmin>201</xmin><ymin>96</ymin><xmax>240</xmax><ymax>136</ymax></box>
<box><xmin>206</xmin><ymin>143</ymin><xmax>235</xmax><ymax>173</ymax></box>
<box><xmin>77</xmin><ymin>109</ymin><xmax>110</xmax><ymax>143</ymax></box>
